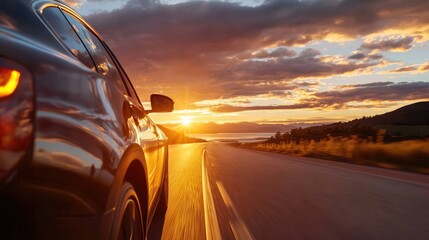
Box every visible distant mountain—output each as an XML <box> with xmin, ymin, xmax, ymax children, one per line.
<box><xmin>157</xmin><ymin>125</ymin><xmax>206</xmax><ymax>144</ymax></box>
<box><xmin>162</xmin><ymin>122</ymin><xmax>324</xmax><ymax>134</ymax></box>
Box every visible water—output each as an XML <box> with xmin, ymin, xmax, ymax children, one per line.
<box><xmin>188</xmin><ymin>132</ymin><xmax>273</xmax><ymax>142</ymax></box>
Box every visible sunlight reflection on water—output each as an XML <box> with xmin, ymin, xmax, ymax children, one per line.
<box><xmin>188</xmin><ymin>132</ymin><xmax>273</xmax><ymax>142</ymax></box>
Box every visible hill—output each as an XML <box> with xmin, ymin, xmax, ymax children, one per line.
<box><xmin>351</xmin><ymin>101</ymin><xmax>429</xmax><ymax>126</ymax></box>
<box><xmin>157</xmin><ymin>125</ymin><xmax>206</xmax><ymax>144</ymax></box>
<box><xmin>243</xmin><ymin>102</ymin><xmax>429</xmax><ymax>174</ymax></box>
<box><xmin>271</xmin><ymin>102</ymin><xmax>429</xmax><ymax>142</ymax></box>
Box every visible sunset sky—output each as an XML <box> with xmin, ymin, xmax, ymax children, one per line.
<box><xmin>68</xmin><ymin>0</ymin><xmax>429</xmax><ymax>125</ymax></box>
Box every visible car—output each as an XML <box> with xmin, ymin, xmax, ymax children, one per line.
<box><xmin>0</xmin><ymin>0</ymin><xmax>173</xmax><ymax>239</ymax></box>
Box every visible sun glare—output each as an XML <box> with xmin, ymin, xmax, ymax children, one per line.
<box><xmin>181</xmin><ymin>116</ymin><xmax>193</xmax><ymax>126</ymax></box>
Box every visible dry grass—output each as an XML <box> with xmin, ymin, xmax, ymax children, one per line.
<box><xmin>240</xmin><ymin>137</ymin><xmax>429</xmax><ymax>174</ymax></box>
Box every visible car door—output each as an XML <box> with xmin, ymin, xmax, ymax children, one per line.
<box><xmin>32</xmin><ymin>5</ymin><xmax>135</xmax><ymax>219</ymax></box>
<box><xmin>59</xmin><ymin>10</ymin><xmax>161</xmax><ymax>203</ymax></box>
<box><xmin>109</xmin><ymin>50</ymin><xmax>164</xmax><ymax>205</ymax></box>
<box><xmin>123</xmin><ymin>93</ymin><xmax>161</xmax><ymax>206</ymax></box>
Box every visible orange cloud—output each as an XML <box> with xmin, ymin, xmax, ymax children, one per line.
<box><xmin>209</xmin><ymin>82</ymin><xmax>429</xmax><ymax>112</ymax></box>
<box><xmin>387</xmin><ymin>62</ymin><xmax>429</xmax><ymax>74</ymax></box>
<box><xmin>360</xmin><ymin>35</ymin><xmax>417</xmax><ymax>53</ymax></box>
<box><xmin>84</xmin><ymin>0</ymin><xmax>429</xmax><ymax>109</ymax></box>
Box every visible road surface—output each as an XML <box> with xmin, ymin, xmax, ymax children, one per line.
<box><xmin>149</xmin><ymin>142</ymin><xmax>429</xmax><ymax>240</ymax></box>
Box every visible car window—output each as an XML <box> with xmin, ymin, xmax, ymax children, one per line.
<box><xmin>123</xmin><ymin>75</ymin><xmax>142</xmax><ymax>105</ymax></box>
<box><xmin>61</xmin><ymin>10</ymin><xmax>127</xmax><ymax>93</ymax></box>
<box><xmin>42</xmin><ymin>7</ymin><xmax>95</xmax><ymax>70</ymax></box>
<box><xmin>103</xmin><ymin>44</ymin><xmax>143</xmax><ymax>104</ymax></box>
<box><xmin>118</xmin><ymin>65</ymin><xmax>142</xmax><ymax>103</ymax></box>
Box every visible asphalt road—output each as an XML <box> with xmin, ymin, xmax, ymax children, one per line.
<box><xmin>149</xmin><ymin>142</ymin><xmax>429</xmax><ymax>240</ymax></box>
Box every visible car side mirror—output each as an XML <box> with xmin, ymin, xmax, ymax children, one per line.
<box><xmin>149</xmin><ymin>94</ymin><xmax>174</xmax><ymax>113</ymax></box>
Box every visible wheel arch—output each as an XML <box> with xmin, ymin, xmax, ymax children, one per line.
<box><xmin>100</xmin><ymin>143</ymin><xmax>149</xmax><ymax>239</ymax></box>
<box><xmin>124</xmin><ymin>159</ymin><xmax>149</xmax><ymax>229</ymax></box>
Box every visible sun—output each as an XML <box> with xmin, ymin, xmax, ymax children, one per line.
<box><xmin>182</xmin><ymin>118</ymin><xmax>192</xmax><ymax>126</ymax></box>
<box><xmin>180</xmin><ymin>116</ymin><xmax>193</xmax><ymax>126</ymax></box>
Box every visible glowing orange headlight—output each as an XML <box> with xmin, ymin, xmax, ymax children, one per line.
<box><xmin>0</xmin><ymin>67</ymin><xmax>20</xmax><ymax>98</ymax></box>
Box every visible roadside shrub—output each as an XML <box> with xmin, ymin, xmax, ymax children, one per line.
<box><xmin>242</xmin><ymin>138</ymin><xmax>429</xmax><ymax>173</ymax></box>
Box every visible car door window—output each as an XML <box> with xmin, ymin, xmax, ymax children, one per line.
<box><xmin>103</xmin><ymin>44</ymin><xmax>143</xmax><ymax>104</ymax></box>
<box><xmin>120</xmin><ymin>68</ymin><xmax>142</xmax><ymax>104</ymax></box>
<box><xmin>61</xmin><ymin>11</ymin><xmax>127</xmax><ymax>93</ymax></box>
<box><xmin>42</xmin><ymin>7</ymin><xmax>96</xmax><ymax>70</ymax></box>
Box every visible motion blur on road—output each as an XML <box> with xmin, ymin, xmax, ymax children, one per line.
<box><xmin>149</xmin><ymin>142</ymin><xmax>429</xmax><ymax>240</ymax></box>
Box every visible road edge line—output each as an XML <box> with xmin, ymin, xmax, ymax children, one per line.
<box><xmin>216</xmin><ymin>181</ymin><xmax>255</xmax><ymax>240</ymax></box>
<box><xmin>202</xmin><ymin>149</ymin><xmax>222</xmax><ymax>240</ymax></box>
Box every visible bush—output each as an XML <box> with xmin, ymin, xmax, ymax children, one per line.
<box><xmin>241</xmin><ymin>138</ymin><xmax>429</xmax><ymax>173</ymax></box>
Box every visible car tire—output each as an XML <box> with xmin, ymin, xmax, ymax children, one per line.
<box><xmin>110</xmin><ymin>182</ymin><xmax>144</xmax><ymax>240</ymax></box>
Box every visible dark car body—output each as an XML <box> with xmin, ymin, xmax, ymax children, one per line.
<box><xmin>0</xmin><ymin>0</ymin><xmax>171</xmax><ymax>239</ymax></box>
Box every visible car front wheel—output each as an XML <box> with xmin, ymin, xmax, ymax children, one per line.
<box><xmin>111</xmin><ymin>182</ymin><xmax>144</xmax><ymax>240</ymax></box>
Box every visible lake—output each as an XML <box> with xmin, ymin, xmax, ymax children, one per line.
<box><xmin>188</xmin><ymin>132</ymin><xmax>274</xmax><ymax>142</ymax></box>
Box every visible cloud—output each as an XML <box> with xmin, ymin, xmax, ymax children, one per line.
<box><xmin>84</xmin><ymin>0</ymin><xmax>429</xmax><ymax>104</ymax></box>
<box><xmin>389</xmin><ymin>66</ymin><xmax>418</xmax><ymax>73</ymax></box>
<box><xmin>209</xmin><ymin>81</ymin><xmax>429</xmax><ymax>112</ymax></box>
<box><xmin>348</xmin><ymin>53</ymin><xmax>367</xmax><ymax>60</ymax></box>
<box><xmin>62</xmin><ymin>0</ymin><xmax>85</xmax><ymax>7</ymax></box>
<box><xmin>360</xmin><ymin>35</ymin><xmax>417</xmax><ymax>52</ymax></box>
<box><xmin>348</xmin><ymin>52</ymin><xmax>383</xmax><ymax>60</ymax></box>
<box><xmin>210</xmin><ymin>103</ymin><xmax>314</xmax><ymax>113</ymax></box>
<box><xmin>387</xmin><ymin>62</ymin><xmax>429</xmax><ymax>73</ymax></box>
<box><xmin>214</xmin><ymin>48</ymin><xmax>379</xmax><ymax>81</ymax></box>
<box><xmin>208</xmin><ymin>80</ymin><xmax>318</xmax><ymax>98</ymax></box>
<box><xmin>62</xmin><ymin>0</ymin><xmax>134</xmax><ymax>8</ymax></box>
<box><xmin>314</xmin><ymin>81</ymin><xmax>429</xmax><ymax>105</ymax></box>
<box><xmin>369</xmin><ymin>54</ymin><xmax>383</xmax><ymax>60</ymax></box>
<box><xmin>419</xmin><ymin>62</ymin><xmax>429</xmax><ymax>71</ymax></box>
<box><xmin>258</xmin><ymin>48</ymin><xmax>297</xmax><ymax>58</ymax></box>
<box><xmin>236</xmin><ymin>47</ymin><xmax>297</xmax><ymax>60</ymax></box>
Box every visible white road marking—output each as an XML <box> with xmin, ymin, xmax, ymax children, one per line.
<box><xmin>216</xmin><ymin>181</ymin><xmax>255</xmax><ymax>240</ymax></box>
<box><xmin>201</xmin><ymin>149</ymin><xmax>222</xmax><ymax>240</ymax></box>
